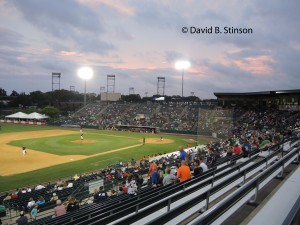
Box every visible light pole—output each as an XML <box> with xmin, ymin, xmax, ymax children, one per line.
<box><xmin>78</xmin><ymin>67</ymin><xmax>93</xmax><ymax>106</ymax></box>
<box><xmin>175</xmin><ymin>60</ymin><xmax>191</xmax><ymax>97</ymax></box>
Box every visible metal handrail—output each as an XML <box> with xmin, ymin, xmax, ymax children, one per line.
<box><xmin>190</xmin><ymin>144</ymin><xmax>300</xmax><ymax>225</ymax></box>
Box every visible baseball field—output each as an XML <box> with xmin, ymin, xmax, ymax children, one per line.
<box><xmin>0</xmin><ymin>123</ymin><xmax>210</xmax><ymax>193</ymax></box>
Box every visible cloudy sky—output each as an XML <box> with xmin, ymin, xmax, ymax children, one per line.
<box><xmin>0</xmin><ymin>0</ymin><xmax>299</xmax><ymax>99</ymax></box>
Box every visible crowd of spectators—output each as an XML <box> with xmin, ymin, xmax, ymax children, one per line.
<box><xmin>55</xmin><ymin>103</ymin><xmax>104</xmax><ymax>127</ymax></box>
<box><xmin>55</xmin><ymin>102</ymin><xmax>204</xmax><ymax>132</ymax></box>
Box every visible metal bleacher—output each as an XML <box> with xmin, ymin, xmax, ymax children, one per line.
<box><xmin>24</xmin><ymin>148</ymin><xmax>243</xmax><ymax>224</ymax></box>
<box><xmin>23</xmin><ymin>136</ymin><xmax>299</xmax><ymax>225</ymax></box>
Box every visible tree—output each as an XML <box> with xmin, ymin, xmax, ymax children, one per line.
<box><xmin>42</xmin><ymin>105</ymin><xmax>60</xmax><ymax>118</ymax></box>
<box><xmin>29</xmin><ymin>91</ymin><xmax>48</xmax><ymax>106</ymax></box>
<box><xmin>121</xmin><ymin>94</ymin><xmax>141</xmax><ymax>102</ymax></box>
<box><xmin>9</xmin><ymin>92</ymin><xmax>30</xmax><ymax>107</ymax></box>
<box><xmin>0</xmin><ymin>88</ymin><xmax>7</xmax><ymax>96</ymax></box>
<box><xmin>10</xmin><ymin>90</ymin><xmax>19</xmax><ymax>96</ymax></box>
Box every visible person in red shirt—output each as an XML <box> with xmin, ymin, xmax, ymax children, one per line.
<box><xmin>233</xmin><ymin>144</ymin><xmax>241</xmax><ymax>154</ymax></box>
<box><xmin>177</xmin><ymin>160</ymin><xmax>191</xmax><ymax>182</ymax></box>
<box><xmin>122</xmin><ymin>171</ymin><xmax>128</xmax><ymax>179</ymax></box>
<box><xmin>121</xmin><ymin>182</ymin><xmax>128</xmax><ymax>193</ymax></box>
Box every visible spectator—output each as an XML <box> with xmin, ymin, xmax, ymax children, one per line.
<box><xmin>117</xmin><ymin>187</ymin><xmax>124</xmax><ymax>196</ymax></box>
<box><xmin>50</xmin><ymin>193</ymin><xmax>58</xmax><ymax>202</ymax></box>
<box><xmin>94</xmin><ymin>186</ymin><xmax>108</xmax><ymax>203</ymax></box>
<box><xmin>3</xmin><ymin>193</ymin><xmax>11</xmax><ymax>201</ymax></box>
<box><xmin>193</xmin><ymin>159</ymin><xmax>203</xmax><ymax>176</ymax></box>
<box><xmin>110</xmin><ymin>190</ymin><xmax>117</xmax><ymax>197</ymax></box>
<box><xmin>233</xmin><ymin>144</ymin><xmax>241</xmax><ymax>155</ymax></box>
<box><xmin>73</xmin><ymin>174</ymin><xmax>79</xmax><ymax>181</ymax></box>
<box><xmin>241</xmin><ymin>146</ymin><xmax>249</xmax><ymax>158</ymax></box>
<box><xmin>126</xmin><ymin>174</ymin><xmax>137</xmax><ymax>198</ymax></box>
<box><xmin>226</xmin><ymin>146</ymin><xmax>233</xmax><ymax>157</ymax></box>
<box><xmin>67</xmin><ymin>182</ymin><xmax>73</xmax><ymax>188</ymax></box>
<box><xmin>57</xmin><ymin>185</ymin><xmax>63</xmax><ymax>191</ymax></box>
<box><xmin>36</xmin><ymin>196</ymin><xmax>45</xmax><ymax>206</ymax></box>
<box><xmin>56</xmin><ymin>179</ymin><xmax>63</xmax><ymax>187</ymax></box>
<box><xmin>11</xmin><ymin>191</ymin><xmax>18</xmax><ymax>199</ymax></box>
<box><xmin>150</xmin><ymin>168</ymin><xmax>159</xmax><ymax>186</ymax></box>
<box><xmin>35</xmin><ymin>184</ymin><xmax>45</xmax><ymax>190</ymax></box>
<box><xmin>177</xmin><ymin>160</ymin><xmax>191</xmax><ymax>182</ymax></box>
<box><xmin>163</xmin><ymin>168</ymin><xmax>176</xmax><ymax>186</ymax></box>
<box><xmin>243</xmin><ymin>140</ymin><xmax>251</xmax><ymax>153</ymax></box>
<box><xmin>93</xmin><ymin>189</ymin><xmax>99</xmax><ymax>203</ymax></box>
<box><xmin>199</xmin><ymin>158</ymin><xmax>208</xmax><ymax>172</ymax></box>
<box><xmin>179</xmin><ymin>146</ymin><xmax>188</xmax><ymax>161</ymax></box>
<box><xmin>53</xmin><ymin>200</ymin><xmax>66</xmax><ymax>217</ymax></box>
<box><xmin>66</xmin><ymin>196</ymin><xmax>79</xmax><ymax>212</ymax></box>
<box><xmin>157</xmin><ymin>170</ymin><xmax>165</xmax><ymax>186</ymax></box>
<box><xmin>0</xmin><ymin>203</ymin><xmax>6</xmax><ymax>218</ymax></box>
<box><xmin>170</xmin><ymin>165</ymin><xmax>178</xmax><ymax>176</ymax></box>
<box><xmin>30</xmin><ymin>204</ymin><xmax>38</xmax><ymax>221</ymax></box>
<box><xmin>121</xmin><ymin>182</ymin><xmax>128</xmax><ymax>193</ymax></box>
<box><xmin>16</xmin><ymin>211</ymin><xmax>28</xmax><ymax>225</ymax></box>
<box><xmin>122</xmin><ymin>170</ymin><xmax>128</xmax><ymax>179</ymax></box>
<box><xmin>27</xmin><ymin>198</ymin><xmax>35</xmax><ymax>211</ymax></box>
<box><xmin>148</xmin><ymin>161</ymin><xmax>158</xmax><ymax>177</ymax></box>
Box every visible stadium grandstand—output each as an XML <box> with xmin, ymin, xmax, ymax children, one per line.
<box><xmin>1</xmin><ymin>91</ymin><xmax>300</xmax><ymax>225</ymax></box>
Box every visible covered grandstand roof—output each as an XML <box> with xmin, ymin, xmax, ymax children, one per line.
<box><xmin>5</xmin><ymin>112</ymin><xmax>49</xmax><ymax>120</ymax></box>
<box><xmin>214</xmin><ymin>89</ymin><xmax>300</xmax><ymax>97</ymax></box>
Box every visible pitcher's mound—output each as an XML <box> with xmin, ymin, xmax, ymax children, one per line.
<box><xmin>72</xmin><ymin>140</ymin><xmax>96</xmax><ymax>144</ymax></box>
<box><xmin>139</xmin><ymin>138</ymin><xmax>174</xmax><ymax>144</ymax></box>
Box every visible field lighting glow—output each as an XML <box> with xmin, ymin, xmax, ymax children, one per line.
<box><xmin>175</xmin><ymin>60</ymin><xmax>191</xmax><ymax>70</ymax></box>
<box><xmin>78</xmin><ymin>67</ymin><xmax>94</xmax><ymax>80</ymax></box>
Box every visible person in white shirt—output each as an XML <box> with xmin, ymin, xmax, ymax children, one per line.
<box><xmin>126</xmin><ymin>174</ymin><xmax>137</xmax><ymax>198</ymax></box>
<box><xmin>27</xmin><ymin>198</ymin><xmax>35</xmax><ymax>210</ymax></box>
<box><xmin>35</xmin><ymin>184</ymin><xmax>45</xmax><ymax>190</ymax></box>
<box><xmin>67</xmin><ymin>182</ymin><xmax>73</xmax><ymax>188</ymax></box>
<box><xmin>199</xmin><ymin>158</ymin><xmax>208</xmax><ymax>172</ymax></box>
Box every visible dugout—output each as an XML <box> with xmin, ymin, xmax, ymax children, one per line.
<box><xmin>114</xmin><ymin>124</ymin><xmax>159</xmax><ymax>133</ymax></box>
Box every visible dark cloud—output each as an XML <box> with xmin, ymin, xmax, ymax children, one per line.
<box><xmin>0</xmin><ymin>27</ymin><xmax>26</xmax><ymax>47</ymax></box>
<box><xmin>133</xmin><ymin>1</ymin><xmax>187</xmax><ymax>29</ymax></box>
<box><xmin>165</xmin><ymin>51</ymin><xmax>185</xmax><ymax>63</ymax></box>
<box><xmin>8</xmin><ymin>0</ymin><xmax>116</xmax><ymax>54</ymax></box>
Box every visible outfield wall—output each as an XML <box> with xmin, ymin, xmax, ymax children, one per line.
<box><xmin>0</xmin><ymin>119</ymin><xmax>46</xmax><ymax>125</ymax></box>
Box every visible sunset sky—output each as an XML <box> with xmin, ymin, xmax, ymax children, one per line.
<box><xmin>0</xmin><ymin>0</ymin><xmax>299</xmax><ymax>99</ymax></box>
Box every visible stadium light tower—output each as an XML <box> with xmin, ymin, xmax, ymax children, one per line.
<box><xmin>78</xmin><ymin>67</ymin><xmax>93</xmax><ymax>106</ymax></box>
<box><xmin>175</xmin><ymin>60</ymin><xmax>191</xmax><ymax>97</ymax></box>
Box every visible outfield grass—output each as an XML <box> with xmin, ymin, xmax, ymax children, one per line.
<box><xmin>9</xmin><ymin>133</ymin><xmax>141</xmax><ymax>156</ymax></box>
<box><xmin>0</xmin><ymin>123</ymin><xmax>207</xmax><ymax>192</ymax></box>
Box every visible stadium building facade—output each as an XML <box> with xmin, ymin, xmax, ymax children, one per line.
<box><xmin>214</xmin><ymin>89</ymin><xmax>300</xmax><ymax>111</ymax></box>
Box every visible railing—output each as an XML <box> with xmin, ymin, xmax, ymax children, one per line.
<box><xmin>35</xmin><ymin>154</ymin><xmax>242</xmax><ymax>225</ymax></box>
<box><xmin>189</xmin><ymin>143</ymin><xmax>299</xmax><ymax>225</ymax></box>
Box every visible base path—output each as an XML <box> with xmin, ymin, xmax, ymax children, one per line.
<box><xmin>0</xmin><ymin>130</ymin><xmax>141</xmax><ymax>176</ymax></box>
